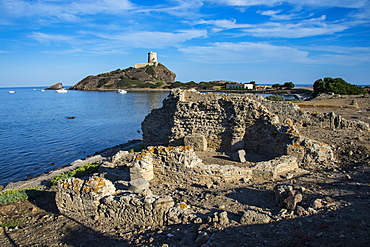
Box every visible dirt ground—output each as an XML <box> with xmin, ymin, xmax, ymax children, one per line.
<box><xmin>1</xmin><ymin>94</ymin><xmax>369</xmax><ymax>247</ymax></box>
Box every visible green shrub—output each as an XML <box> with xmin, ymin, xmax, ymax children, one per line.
<box><xmin>97</xmin><ymin>78</ymin><xmax>111</xmax><ymax>87</ymax></box>
<box><xmin>117</xmin><ymin>78</ymin><xmax>140</xmax><ymax>88</ymax></box>
<box><xmin>0</xmin><ymin>218</ymin><xmax>27</xmax><ymax>228</ymax></box>
<box><xmin>284</xmin><ymin>82</ymin><xmax>295</xmax><ymax>89</ymax></box>
<box><xmin>146</xmin><ymin>66</ymin><xmax>156</xmax><ymax>77</ymax></box>
<box><xmin>0</xmin><ymin>186</ymin><xmax>45</xmax><ymax>205</ymax></box>
<box><xmin>313</xmin><ymin>77</ymin><xmax>367</xmax><ymax>97</ymax></box>
<box><xmin>51</xmin><ymin>163</ymin><xmax>100</xmax><ymax>185</ymax></box>
<box><xmin>266</xmin><ymin>95</ymin><xmax>285</xmax><ymax>101</ymax></box>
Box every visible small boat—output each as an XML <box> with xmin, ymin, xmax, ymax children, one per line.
<box><xmin>116</xmin><ymin>89</ymin><xmax>127</xmax><ymax>94</ymax></box>
<box><xmin>41</xmin><ymin>90</ymin><xmax>45</xmax><ymax>92</ymax></box>
<box><xmin>56</xmin><ymin>88</ymin><xmax>68</xmax><ymax>93</ymax></box>
<box><xmin>8</xmin><ymin>90</ymin><xmax>15</xmax><ymax>93</ymax></box>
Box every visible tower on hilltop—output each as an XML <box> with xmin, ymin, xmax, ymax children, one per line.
<box><xmin>134</xmin><ymin>52</ymin><xmax>158</xmax><ymax>69</ymax></box>
<box><xmin>148</xmin><ymin>52</ymin><xmax>157</xmax><ymax>63</ymax></box>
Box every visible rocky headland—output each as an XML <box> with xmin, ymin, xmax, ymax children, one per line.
<box><xmin>1</xmin><ymin>89</ymin><xmax>369</xmax><ymax>246</ymax></box>
<box><xmin>69</xmin><ymin>63</ymin><xmax>176</xmax><ymax>91</ymax></box>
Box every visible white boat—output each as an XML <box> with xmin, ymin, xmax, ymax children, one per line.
<box><xmin>116</xmin><ymin>89</ymin><xmax>127</xmax><ymax>94</ymax></box>
<box><xmin>56</xmin><ymin>88</ymin><xmax>68</xmax><ymax>93</ymax></box>
<box><xmin>8</xmin><ymin>90</ymin><xmax>15</xmax><ymax>93</ymax></box>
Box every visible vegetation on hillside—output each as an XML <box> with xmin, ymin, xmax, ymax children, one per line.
<box><xmin>313</xmin><ymin>77</ymin><xmax>367</xmax><ymax>97</ymax></box>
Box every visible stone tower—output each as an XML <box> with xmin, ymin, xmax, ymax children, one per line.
<box><xmin>148</xmin><ymin>52</ymin><xmax>157</xmax><ymax>63</ymax></box>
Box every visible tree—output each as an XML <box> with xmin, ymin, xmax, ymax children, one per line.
<box><xmin>272</xmin><ymin>83</ymin><xmax>282</xmax><ymax>88</ymax></box>
<box><xmin>283</xmin><ymin>82</ymin><xmax>294</xmax><ymax>89</ymax></box>
<box><xmin>313</xmin><ymin>77</ymin><xmax>367</xmax><ymax>97</ymax></box>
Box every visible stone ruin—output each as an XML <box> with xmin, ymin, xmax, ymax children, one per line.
<box><xmin>56</xmin><ymin>89</ymin><xmax>369</xmax><ymax>227</ymax></box>
<box><xmin>141</xmin><ymin>88</ymin><xmax>364</xmax><ymax>164</ymax></box>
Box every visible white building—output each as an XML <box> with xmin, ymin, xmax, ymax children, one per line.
<box><xmin>226</xmin><ymin>83</ymin><xmax>254</xmax><ymax>90</ymax></box>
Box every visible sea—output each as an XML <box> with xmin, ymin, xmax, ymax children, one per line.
<box><xmin>0</xmin><ymin>87</ymin><xmax>169</xmax><ymax>186</ymax></box>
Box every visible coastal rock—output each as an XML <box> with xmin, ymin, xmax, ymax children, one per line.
<box><xmin>45</xmin><ymin>82</ymin><xmax>64</xmax><ymax>90</ymax></box>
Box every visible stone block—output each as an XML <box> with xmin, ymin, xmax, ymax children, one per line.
<box><xmin>240</xmin><ymin>210</ymin><xmax>271</xmax><ymax>225</ymax></box>
<box><xmin>56</xmin><ymin>176</ymin><xmax>116</xmax><ymax>217</ymax></box>
<box><xmin>184</xmin><ymin>135</ymin><xmax>207</xmax><ymax>151</ymax></box>
<box><xmin>130</xmin><ymin>160</ymin><xmax>154</xmax><ymax>181</ymax></box>
<box><xmin>252</xmin><ymin>155</ymin><xmax>298</xmax><ymax>180</ymax></box>
<box><xmin>233</xmin><ymin>149</ymin><xmax>246</xmax><ymax>162</ymax></box>
<box><xmin>129</xmin><ymin>178</ymin><xmax>150</xmax><ymax>193</ymax></box>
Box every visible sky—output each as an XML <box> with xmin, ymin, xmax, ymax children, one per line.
<box><xmin>1</xmin><ymin>0</ymin><xmax>370</xmax><ymax>87</ymax></box>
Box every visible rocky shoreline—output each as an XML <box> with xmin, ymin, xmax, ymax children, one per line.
<box><xmin>2</xmin><ymin>140</ymin><xmax>144</xmax><ymax>191</ymax></box>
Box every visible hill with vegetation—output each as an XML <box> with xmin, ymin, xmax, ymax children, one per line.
<box><xmin>70</xmin><ymin>64</ymin><xmax>176</xmax><ymax>90</ymax></box>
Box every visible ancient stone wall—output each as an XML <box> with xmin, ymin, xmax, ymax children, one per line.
<box><xmin>130</xmin><ymin>146</ymin><xmax>254</xmax><ymax>183</ymax></box>
<box><xmin>55</xmin><ymin>146</ymin><xmax>299</xmax><ymax>227</ymax></box>
<box><xmin>142</xmin><ymin>89</ymin><xmax>347</xmax><ymax>164</ymax></box>
<box><xmin>56</xmin><ymin>176</ymin><xmax>181</xmax><ymax>226</ymax></box>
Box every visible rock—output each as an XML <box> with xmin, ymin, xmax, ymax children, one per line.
<box><xmin>296</xmin><ymin>206</ymin><xmax>306</xmax><ymax>216</ymax></box>
<box><xmin>129</xmin><ymin>178</ymin><xmax>150</xmax><ymax>193</ymax></box>
<box><xmin>311</xmin><ymin>199</ymin><xmax>323</xmax><ymax>209</ymax></box>
<box><xmin>252</xmin><ymin>156</ymin><xmax>298</xmax><ymax>180</ymax></box>
<box><xmin>285</xmin><ymin>173</ymin><xmax>294</xmax><ymax>179</ymax></box>
<box><xmin>240</xmin><ymin>210</ymin><xmax>271</xmax><ymax>225</ymax></box>
<box><xmin>184</xmin><ymin>135</ymin><xmax>207</xmax><ymax>151</ymax></box>
<box><xmin>194</xmin><ymin>217</ymin><xmax>203</xmax><ymax>224</ymax></box>
<box><xmin>56</xmin><ymin>176</ymin><xmax>116</xmax><ymax>217</ymax></box>
<box><xmin>283</xmin><ymin>189</ymin><xmax>302</xmax><ymax>210</ymax></box>
<box><xmin>112</xmin><ymin>150</ymin><xmax>129</xmax><ymax>163</ymax></box>
<box><xmin>274</xmin><ymin>184</ymin><xmax>303</xmax><ymax>210</ymax></box>
<box><xmin>237</xmin><ymin>150</ymin><xmax>246</xmax><ymax>163</ymax></box>
<box><xmin>205</xmin><ymin>182</ymin><xmax>213</xmax><ymax>189</ymax></box>
<box><xmin>195</xmin><ymin>232</ymin><xmax>209</xmax><ymax>245</ymax></box>
<box><xmin>45</xmin><ymin>82</ymin><xmax>64</xmax><ymax>90</ymax></box>
<box><xmin>219</xmin><ymin>211</ymin><xmax>229</xmax><ymax>225</ymax></box>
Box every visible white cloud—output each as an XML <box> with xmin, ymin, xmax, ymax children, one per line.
<box><xmin>180</xmin><ymin>42</ymin><xmax>370</xmax><ymax>66</ymax></box>
<box><xmin>179</xmin><ymin>42</ymin><xmax>309</xmax><ymax>63</ymax></box>
<box><xmin>242</xmin><ymin>19</ymin><xmax>348</xmax><ymax>38</ymax></box>
<box><xmin>197</xmin><ymin>19</ymin><xmax>252</xmax><ymax>29</ymax></box>
<box><xmin>207</xmin><ymin>0</ymin><xmax>368</xmax><ymax>8</ymax></box>
<box><xmin>92</xmin><ymin>29</ymin><xmax>208</xmax><ymax>48</ymax></box>
<box><xmin>197</xmin><ymin>15</ymin><xmax>349</xmax><ymax>38</ymax></box>
<box><xmin>257</xmin><ymin>9</ymin><xmax>311</xmax><ymax>21</ymax></box>
<box><xmin>136</xmin><ymin>0</ymin><xmax>204</xmax><ymax>18</ymax></box>
<box><xmin>28</xmin><ymin>32</ymin><xmax>76</xmax><ymax>44</ymax></box>
<box><xmin>1</xmin><ymin>0</ymin><xmax>134</xmax><ymax>22</ymax></box>
<box><xmin>28</xmin><ymin>29</ymin><xmax>208</xmax><ymax>53</ymax></box>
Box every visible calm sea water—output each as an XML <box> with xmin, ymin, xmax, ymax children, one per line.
<box><xmin>0</xmin><ymin>87</ymin><xmax>168</xmax><ymax>186</ymax></box>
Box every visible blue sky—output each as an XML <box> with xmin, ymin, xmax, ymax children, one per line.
<box><xmin>1</xmin><ymin>0</ymin><xmax>370</xmax><ymax>87</ymax></box>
